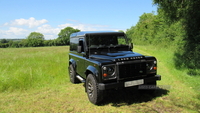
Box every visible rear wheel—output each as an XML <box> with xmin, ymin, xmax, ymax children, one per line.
<box><xmin>69</xmin><ymin>64</ymin><xmax>79</xmax><ymax>83</ymax></box>
<box><xmin>86</xmin><ymin>74</ymin><xmax>103</xmax><ymax>105</ymax></box>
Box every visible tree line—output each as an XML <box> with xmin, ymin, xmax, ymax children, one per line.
<box><xmin>0</xmin><ymin>27</ymin><xmax>80</xmax><ymax>48</ymax></box>
<box><xmin>126</xmin><ymin>0</ymin><xmax>200</xmax><ymax>75</ymax></box>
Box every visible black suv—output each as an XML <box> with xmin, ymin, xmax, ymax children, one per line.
<box><xmin>68</xmin><ymin>31</ymin><xmax>161</xmax><ymax>105</ymax></box>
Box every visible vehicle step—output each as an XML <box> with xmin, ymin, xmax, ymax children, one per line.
<box><xmin>76</xmin><ymin>75</ymin><xmax>85</xmax><ymax>83</ymax></box>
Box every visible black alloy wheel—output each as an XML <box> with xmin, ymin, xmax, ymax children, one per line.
<box><xmin>86</xmin><ymin>74</ymin><xmax>103</xmax><ymax>105</ymax></box>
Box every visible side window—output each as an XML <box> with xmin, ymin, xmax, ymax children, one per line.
<box><xmin>78</xmin><ymin>38</ymin><xmax>84</xmax><ymax>52</ymax></box>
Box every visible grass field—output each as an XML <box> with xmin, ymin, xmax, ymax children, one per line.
<box><xmin>0</xmin><ymin>46</ymin><xmax>200</xmax><ymax>112</ymax></box>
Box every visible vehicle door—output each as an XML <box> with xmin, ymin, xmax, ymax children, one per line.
<box><xmin>76</xmin><ymin>38</ymin><xmax>87</xmax><ymax>78</ymax></box>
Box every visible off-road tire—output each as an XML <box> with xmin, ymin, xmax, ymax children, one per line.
<box><xmin>86</xmin><ymin>74</ymin><xmax>103</xmax><ymax>105</ymax></box>
<box><xmin>69</xmin><ymin>64</ymin><xmax>79</xmax><ymax>83</ymax></box>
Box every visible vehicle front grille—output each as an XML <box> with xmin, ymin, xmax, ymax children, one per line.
<box><xmin>117</xmin><ymin>61</ymin><xmax>146</xmax><ymax>79</ymax></box>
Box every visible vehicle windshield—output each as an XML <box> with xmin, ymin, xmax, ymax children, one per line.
<box><xmin>86</xmin><ymin>34</ymin><xmax>129</xmax><ymax>54</ymax></box>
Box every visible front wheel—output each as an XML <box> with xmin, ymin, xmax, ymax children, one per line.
<box><xmin>86</xmin><ymin>74</ymin><xmax>103</xmax><ymax>105</ymax></box>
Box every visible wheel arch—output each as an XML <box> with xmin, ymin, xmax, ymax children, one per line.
<box><xmin>69</xmin><ymin>59</ymin><xmax>76</xmax><ymax>69</ymax></box>
<box><xmin>85</xmin><ymin>65</ymin><xmax>100</xmax><ymax>81</ymax></box>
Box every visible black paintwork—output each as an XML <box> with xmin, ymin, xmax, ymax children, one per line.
<box><xmin>69</xmin><ymin>31</ymin><xmax>161</xmax><ymax>89</ymax></box>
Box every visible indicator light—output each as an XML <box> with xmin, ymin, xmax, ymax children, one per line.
<box><xmin>103</xmin><ymin>73</ymin><xmax>107</xmax><ymax>77</ymax></box>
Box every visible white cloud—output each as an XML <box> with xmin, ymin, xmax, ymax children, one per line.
<box><xmin>0</xmin><ymin>18</ymin><xmax>120</xmax><ymax>39</ymax></box>
<box><xmin>5</xmin><ymin>17</ymin><xmax>48</xmax><ymax>28</ymax></box>
<box><xmin>36</xmin><ymin>22</ymin><xmax>110</xmax><ymax>40</ymax></box>
<box><xmin>58</xmin><ymin>23</ymin><xmax>110</xmax><ymax>31</ymax></box>
<box><xmin>37</xmin><ymin>22</ymin><xmax>118</xmax><ymax>39</ymax></box>
<box><xmin>36</xmin><ymin>24</ymin><xmax>60</xmax><ymax>39</ymax></box>
<box><xmin>9</xmin><ymin>27</ymin><xmax>28</xmax><ymax>34</ymax></box>
<box><xmin>37</xmin><ymin>24</ymin><xmax>60</xmax><ymax>34</ymax></box>
<box><xmin>0</xmin><ymin>27</ymin><xmax>29</xmax><ymax>39</ymax></box>
<box><xmin>58</xmin><ymin>23</ymin><xmax>74</xmax><ymax>29</ymax></box>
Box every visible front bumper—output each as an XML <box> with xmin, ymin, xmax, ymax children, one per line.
<box><xmin>98</xmin><ymin>75</ymin><xmax>161</xmax><ymax>90</ymax></box>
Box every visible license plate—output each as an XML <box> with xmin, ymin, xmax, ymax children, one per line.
<box><xmin>125</xmin><ymin>79</ymin><xmax>144</xmax><ymax>87</ymax></box>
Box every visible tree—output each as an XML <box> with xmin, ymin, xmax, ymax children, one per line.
<box><xmin>0</xmin><ymin>39</ymin><xmax>9</xmax><ymax>43</ymax></box>
<box><xmin>118</xmin><ymin>30</ymin><xmax>124</xmax><ymax>32</ymax></box>
<box><xmin>153</xmin><ymin>0</ymin><xmax>200</xmax><ymax>75</ymax></box>
<box><xmin>126</xmin><ymin>13</ymin><xmax>162</xmax><ymax>45</ymax></box>
<box><xmin>26</xmin><ymin>32</ymin><xmax>44</xmax><ymax>47</ymax></box>
<box><xmin>57</xmin><ymin>27</ymin><xmax>80</xmax><ymax>45</ymax></box>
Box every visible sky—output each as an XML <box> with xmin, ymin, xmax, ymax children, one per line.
<box><xmin>0</xmin><ymin>0</ymin><xmax>157</xmax><ymax>40</ymax></box>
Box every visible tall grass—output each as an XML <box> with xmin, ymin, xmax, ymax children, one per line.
<box><xmin>134</xmin><ymin>45</ymin><xmax>200</xmax><ymax>111</ymax></box>
<box><xmin>134</xmin><ymin>45</ymin><xmax>200</xmax><ymax>90</ymax></box>
<box><xmin>0</xmin><ymin>46</ymin><xmax>69</xmax><ymax>92</ymax></box>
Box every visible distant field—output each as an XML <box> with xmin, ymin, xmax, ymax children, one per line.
<box><xmin>0</xmin><ymin>46</ymin><xmax>69</xmax><ymax>92</ymax></box>
<box><xmin>0</xmin><ymin>46</ymin><xmax>200</xmax><ymax>112</ymax></box>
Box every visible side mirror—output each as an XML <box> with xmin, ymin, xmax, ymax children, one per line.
<box><xmin>129</xmin><ymin>43</ymin><xmax>133</xmax><ymax>50</ymax></box>
<box><xmin>77</xmin><ymin>46</ymin><xmax>82</xmax><ymax>53</ymax></box>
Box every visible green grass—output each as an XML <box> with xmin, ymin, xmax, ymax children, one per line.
<box><xmin>0</xmin><ymin>46</ymin><xmax>69</xmax><ymax>92</ymax></box>
<box><xmin>134</xmin><ymin>45</ymin><xmax>200</xmax><ymax>112</ymax></box>
<box><xmin>0</xmin><ymin>46</ymin><xmax>200</xmax><ymax>112</ymax></box>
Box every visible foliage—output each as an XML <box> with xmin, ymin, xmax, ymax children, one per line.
<box><xmin>57</xmin><ymin>27</ymin><xmax>80</xmax><ymax>45</ymax></box>
<box><xmin>153</xmin><ymin>0</ymin><xmax>200</xmax><ymax>75</ymax></box>
<box><xmin>126</xmin><ymin>0</ymin><xmax>200</xmax><ymax>75</ymax></box>
<box><xmin>26</xmin><ymin>32</ymin><xmax>44</xmax><ymax>47</ymax></box>
<box><xmin>118</xmin><ymin>30</ymin><xmax>124</xmax><ymax>32</ymax></box>
<box><xmin>126</xmin><ymin>12</ymin><xmax>184</xmax><ymax>47</ymax></box>
<box><xmin>0</xmin><ymin>39</ymin><xmax>9</xmax><ymax>43</ymax></box>
<box><xmin>127</xmin><ymin>13</ymin><xmax>158</xmax><ymax>45</ymax></box>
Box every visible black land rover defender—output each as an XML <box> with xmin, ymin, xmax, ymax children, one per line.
<box><xmin>68</xmin><ymin>31</ymin><xmax>161</xmax><ymax>105</ymax></box>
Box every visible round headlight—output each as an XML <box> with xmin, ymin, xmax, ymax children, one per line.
<box><xmin>102</xmin><ymin>65</ymin><xmax>116</xmax><ymax>80</ymax></box>
<box><xmin>147</xmin><ymin>61</ymin><xmax>157</xmax><ymax>71</ymax></box>
<box><xmin>107</xmin><ymin>67</ymin><xmax>115</xmax><ymax>75</ymax></box>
